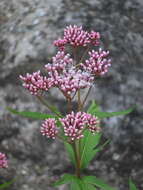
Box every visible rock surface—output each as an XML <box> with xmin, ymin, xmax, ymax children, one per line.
<box><xmin>0</xmin><ymin>0</ymin><xmax>143</xmax><ymax>189</ymax></box>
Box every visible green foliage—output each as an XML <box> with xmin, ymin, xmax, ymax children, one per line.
<box><xmin>64</xmin><ymin>142</ymin><xmax>76</xmax><ymax>166</ymax></box>
<box><xmin>53</xmin><ymin>174</ymin><xmax>75</xmax><ymax>186</ymax></box>
<box><xmin>53</xmin><ymin>174</ymin><xmax>115</xmax><ymax>190</ymax></box>
<box><xmin>88</xmin><ymin>100</ymin><xmax>134</xmax><ymax>119</ymax></box>
<box><xmin>129</xmin><ymin>178</ymin><xmax>138</xmax><ymax>190</ymax></box>
<box><xmin>0</xmin><ymin>179</ymin><xmax>15</xmax><ymax>189</ymax></box>
<box><xmin>82</xmin><ymin>176</ymin><xmax>116</xmax><ymax>190</ymax></box>
<box><xmin>7</xmin><ymin>108</ymin><xmax>56</xmax><ymax>120</ymax></box>
<box><xmin>80</xmin><ymin>130</ymin><xmax>101</xmax><ymax>169</ymax></box>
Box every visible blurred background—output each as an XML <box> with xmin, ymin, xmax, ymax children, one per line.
<box><xmin>0</xmin><ymin>0</ymin><xmax>143</xmax><ymax>189</ymax></box>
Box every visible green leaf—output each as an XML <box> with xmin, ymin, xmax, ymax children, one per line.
<box><xmin>80</xmin><ymin>130</ymin><xmax>101</xmax><ymax>169</ymax></box>
<box><xmin>46</xmin><ymin>104</ymin><xmax>62</xmax><ymax>117</ymax></box>
<box><xmin>0</xmin><ymin>179</ymin><xmax>15</xmax><ymax>189</ymax></box>
<box><xmin>53</xmin><ymin>174</ymin><xmax>75</xmax><ymax>186</ymax></box>
<box><xmin>70</xmin><ymin>178</ymin><xmax>82</xmax><ymax>190</ymax></box>
<box><xmin>129</xmin><ymin>178</ymin><xmax>138</xmax><ymax>190</ymax></box>
<box><xmin>95</xmin><ymin>107</ymin><xmax>134</xmax><ymax>118</ymax></box>
<box><xmin>82</xmin><ymin>176</ymin><xmax>116</xmax><ymax>190</ymax></box>
<box><xmin>88</xmin><ymin>100</ymin><xmax>100</xmax><ymax>114</ymax></box>
<box><xmin>87</xmin><ymin>101</ymin><xmax>134</xmax><ymax>118</ymax></box>
<box><xmin>64</xmin><ymin>142</ymin><xmax>76</xmax><ymax>166</ymax></box>
<box><xmin>81</xmin><ymin>183</ymin><xmax>97</xmax><ymax>190</ymax></box>
<box><xmin>7</xmin><ymin>108</ymin><xmax>55</xmax><ymax>120</ymax></box>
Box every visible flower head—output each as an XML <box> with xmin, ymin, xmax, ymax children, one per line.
<box><xmin>53</xmin><ymin>38</ymin><xmax>67</xmax><ymax>51</ymax></box>
<box><xmin>45</xmin><ymin>51</ymin><xmax>73</xmax><ymax>72</ymax></box>
<box><xmin>63</xmin><ymin>25</ymin><xmax>90</xmax><ymax>47</ymax></box>
<box><xmin>88</xmin><ymin>30</ymin><xmax>100</xmax><ymax>46</ymax></box>
<box><xmin>60</xmin><ymin>112</ymin><xmax>100</xmax><ymax>141</ymax></box>
<box><xmin>41</xmin><ymin>119</ymin><xmax>58</xmax><ymax>139</ymax></box>
<box><xmin>0</xmin><ymin>152</ymin><xmax>8</xmax><ymax>168</ymax></box>
<box><xmin>81</xmin><ymin>48</ymin><xmax>111</xmax><ymax>76</ymax></box>
<box><xmin>20</xmin><ymin>71</ymin><xmax>53</xmax><ymax>95</ymax></box>
<box><xmin>57</xmin><ymin>68</ymin><xmax>93</xmax><ymax>96</ymax></box>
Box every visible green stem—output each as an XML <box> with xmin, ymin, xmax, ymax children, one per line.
<box><xmin>73</xmin><ymin>141</ymin><xmax>81</xmax><ymax>178</ymax></box>
<box><xmin>82</xmin><ymin>86</ymin><xmax>92</xmax><ymax>108</ymax></box>
<box><xmin>79</xmin><ymin>45</ymin><xmax>90</xmax><ymax>64</ymax></box>
<box><xmin>77</xmin><ymin>90</ymin><xmax>82</xmax><ymax>111</ymax></box>
<box><xmin>36</xmin><ymin>96</ymin><xmax>62</xmax><ymax>117</ymax></box>
<box><xmin>67</xmin><ymin>97</ymin><xmax>72</xmax><ymax>113</ymax></box>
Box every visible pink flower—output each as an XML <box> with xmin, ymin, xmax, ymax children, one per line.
<box><xmin>0</xmin><ymin>152</ymin><xmax>8</xmax><ymax>168</ymax></box>
<box><xmin>83</xmin><ymin>113</ymin><xmax>100</xmax><ymax>134</ymax></box>
<box><xmin>45</xmin><ymin>51</ymin><xmax>73</xmax><ymax>72</ymax></box>
<box><xmin>53</xmin><ymin>38</ymin><xmax>67</xmax><ymax>51</ymax></box>
<box><xmin>63</xmin><ymin>25</ymin><xmax>90</xmax><ymax>47</ymax></box>
<box><xmin>57</xmin><ymin>68</ymin><xmax>93</xmax><ymax>96</ymax></box>
<box><xmin>60</xmin><ymin>112</ymin><xmax>100</xmax><ymax>141</ymax></box>
<box><xmin>45</xmin><ymin>51</ymin><xmax>93</xmax><ymax>97</ymax></box>
<box><xmin>81</xmin><ymin>48</ymin><xmax>111</xmax><ymax>76</ymax></box>
<box><xmin>20</xmin><ymin>71</ymin><xmax>53</xmax><ymax>95</ymax></box>
<box><xmin>88</xmin><ymin>31</ymin><xmax>100</xmax><ymax>46</ymax></box>
<box><xmin>41</xmin><ymin>119</ymin><xmax>58</xmax><ymax>139</ymax></box>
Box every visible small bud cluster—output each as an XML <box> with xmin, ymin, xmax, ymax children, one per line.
<box><xmin>88</xmin><ymin>31</ymin><xmax>100</xmax><ymax>46</ymax></box>
<box><xmin>41</xmin><ymin>119</ymin><xmax>58</xmax><ymax>139</ymax></box>
<box><xmin>20</xmin><ymin>25</ymin><xmax>111</xmax><ymax>97</ymax></box>
<box><xmin>60</xmin><ymin>112</ymin><xmax>100</xmax><ymax>141</ymax></box>
<box><xmin>20</xmin><ymin>71</ymin><xmax>53</xmax><ymax>95</ymax></box>
<box><xmin>40</xmin><ymin>112</ymin><xmax>100</xmax><ymax>141</ymax></box>
<box><xmin>64</xmin><ymin>25</ymin><xmax>90</xmax><ymax>47</ymax></box>
<box><xmin>81</xmin><ymin>49</ymin><xmax>111</xmax><ymax>76</ymax></box>
<box><xmin>54</xmin><ymin>25</ymin><xmax>100</xmax><ymax>49</ymax></box>
<box><xmin>0</xmin><ymin>152</ymin><xmax>8</xmax><ymax>168</ymax></box>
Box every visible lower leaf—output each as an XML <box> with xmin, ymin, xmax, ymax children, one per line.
<box><xmin>82</xmin><ymin>176</ymin><xmax>116</xmax><ymax>190</ymax></box>
<box><xmin>129</xmin><ymin>178</ymin><xmax>138</xmax><ymax>190</ymax></box>
<box><xmin>53</xmin><ymin>174</ymin><xmax>74</xmax><ymax>186</ymax></box>
<box><xmin>0</xmin><ymin>179</ymin><xmax>15</xmax><ymax>189</ymax></box>
<box><xmin>64</xmin><ymin>142</ymin><xmax>76</xmax><ymax>166</ymax></box>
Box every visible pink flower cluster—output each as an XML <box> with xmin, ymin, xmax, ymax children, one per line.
<box><xmin>20</xmin><ymin>25</ymin><xmax>111</xmax><ymax>97</ymax></box>
<box><xmin>41</xmin><ymin>119</ymin><xmax>58</xmax><ymax>139</ymax></box>
<box><xmin>41</xmin><ymin>112</ymin><xmax>100</xmax><ymax>141</ymax></box>
<box><xmin>60</xmin><ymin>112</ymin><xmax>100</xmax><ymax>141</ymax></box>
<box><xmin>80</xmin><ymin>49</ymin><xmax>111</xmax><ymax>76</ymax></box>
<box><xmin>0</xmin><ymin>152</ymin><xmax>8</xmax><ymax>168</ymax></box>
<box><xmin>54</xmin><ymin>25</ymin><xmax>100</xmax><ymax>49</ymax></box>
<box><xmin>20</xmin><ymin>71</ymin><xmax>53</xmax><ymax>95</ymax></box>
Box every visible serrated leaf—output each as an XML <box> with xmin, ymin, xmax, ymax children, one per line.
<box><xmin>64</xmin><ymin>142</ymin><xmax>76</xmax><ymax>166</ymax></box>
<box><xmin>80</xmin><ymin>130</ymin><xmax>101</xmax><ymax>169</ymax></box>
<box><xmin>82</xmin><ymin>176</ymin><xmax>116</xmax><ymax>190</ymax></box>
<box><xmin>87</xmin><ymin>101</ymin><xmax>134</xmax><ymax>118</ymax></box>
<box><xmin>7</xmin><ymin>108</ymin><xmax>55</xmax><ymax>120</ymax></box>
<box><xmin>53</xmin><ymin>174</ymin><xmax>74</xmax><ymax>186</ymax></box>
<box><xmin>0</xmin><ymin>179</ymin><xmax>15</xmax><ymax>189</ymax></box>
<box><xmin>129</xmin><ymin>178</ymin><xmax>138</xmax><ymax>190</ymax></box>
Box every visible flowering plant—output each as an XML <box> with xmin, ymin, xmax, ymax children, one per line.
<box><xmin>8</xmin><ymin>25</ymin><xmax>134</xmax><ymax>190</ymax></box>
